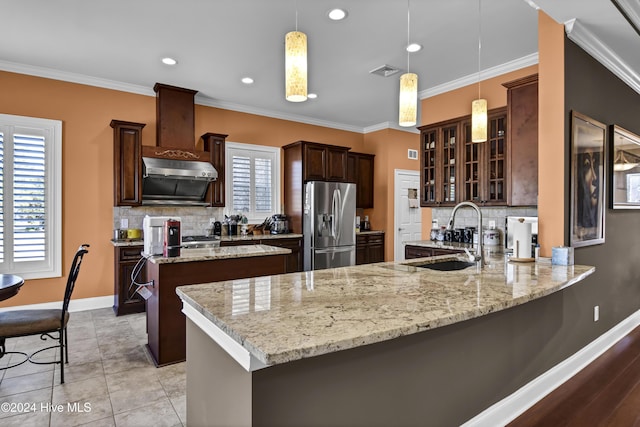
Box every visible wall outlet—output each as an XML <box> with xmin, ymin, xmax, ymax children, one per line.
<box><xmin>594</xmin><ymin>305</ymin><xmax>599</xmax><ymax>322</ymax></box>
<box><xmin>489</xmin><ymin>220</ymin><xmax>496</xmax><ymax>229</ymax></box>
<box><xmin>120</xmin><ymin>218</ymin><xmax>129</xmax><ymax>229</ymax></box>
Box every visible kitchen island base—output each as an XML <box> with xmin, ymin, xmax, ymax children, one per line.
<box><xmin>185</xmin><ymin>293</ymin><xmax>567</xmax><ymax>427</ymax></box>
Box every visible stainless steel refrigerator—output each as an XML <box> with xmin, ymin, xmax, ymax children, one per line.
<box><xmin>303</xmin><ymin>181</ymin><xmax>356</xmax><ymax>271</ymax></box>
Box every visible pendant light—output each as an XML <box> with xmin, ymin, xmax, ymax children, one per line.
<box><xmin>614</xmin><ymin>150</ymin><xmax>639</xmax><ymax>171</ymax></box>
<box><xmin>471</xmin><ymin>0</ymin><xmax>487</xmax><ymax>142</ymax></box>
<box><xmin>285</xmin><ymin>1</ymin><xmax>307</xmax><ymax>102</ymax></box>
<box><xmin>399</xmin><ymin>0</ymin><xmax>418</xmax><ymax>127</ymax></box>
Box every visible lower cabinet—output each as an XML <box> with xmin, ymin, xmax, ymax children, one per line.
<box><xmin>220</xmin><ymin>236</ymin><xmax>303</xmax><ymax>273</ymax></box>
<box><xmin>114</xmin><ymin>245</ymin><xmax>146</xmax><ymax>316</ymax></box>
<box><xmin>356</xmin><ymin>232</ymin><xmax>385</xmax><ymax>265</ymax></box>
<box><xmin>404</xmin><ymin>245</ymin><xmax>464</xmax><ymax>259</ymax></box>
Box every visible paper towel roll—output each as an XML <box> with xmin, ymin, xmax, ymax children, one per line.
<box><xmin>512</xmin><ymin>219</ymin><xmax>532</xmax><ymax>259</ymax></box>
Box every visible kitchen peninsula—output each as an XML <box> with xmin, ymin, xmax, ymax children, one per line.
<box><xmin>177</xmin><ymin>253</ymin><xmax>594</xmax><ymax>426</ymax></box>
<box><xmin>145</xmin><ymin>244</ymin><xmax>291</xmax><ymax>366</ymax></box>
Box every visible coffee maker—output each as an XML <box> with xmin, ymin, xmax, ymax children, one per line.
<box><xmin>143</xmin><ymin>215</ymin><xmax>182</xmax><ymax>256</ymax></box>
<box><xmin>163</xmin><ymin>219</ymin><xmax>181</xmax><ymax>257</ymax></box>
<box><xmin>270</xmin><ymin>214</ymin><xmax>289</xmax><ymax>234</ymax></box>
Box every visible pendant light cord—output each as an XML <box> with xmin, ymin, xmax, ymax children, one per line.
<box><xmin>407</xmin><ymin>0</ymin><xmax>411</xmax><ymax>72</ymax></box>
<box><xmin>295</xmin><ymin>0</ymin><xmax>298</xmax><ymax>31</ymax></box>
<box><xmin>477</xmin><ymin>0</ymin><xmax>482</xmax><ymax>100</ymax></box>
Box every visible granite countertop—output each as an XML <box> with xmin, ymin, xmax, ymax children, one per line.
<box><xmin>111</xmin><ymin>233</ymin><xmax>303</xmax><ymax>247</ymax></box>
<box><xmin>357</xmin><ymin>230</ymin><xmax>385</xmax><ymax>235</ymax></box>
<box><xmin>176</xmin><ymin>253</ymin><xmax>595</xmax><ymax>369</ymax></box>
<box><xmin>148</xmin><ymin>244</ymin><xmax>291</xmax><ymax>265</ymax></box>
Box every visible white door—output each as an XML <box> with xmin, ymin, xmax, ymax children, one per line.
<box><xmin>394</xmin><ymin>169</ymin><xmax>422</xmax><ymax>260</ymax></box>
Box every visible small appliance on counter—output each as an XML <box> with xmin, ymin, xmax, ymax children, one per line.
<box><xmin>271</xmin><ymin>214</ymin><xmax>289</xmax><ymax>234</ymax></box>
<box><xmin>143</xmin><ymin>215</ymin><xmax>182</xmax><ymax>256</ymax></box>
<box><xmin>361</xmin><ymin>215</ymin><xmax>371</xmax><ymax>231</ymax></box>
<box><xmin>163</xmin><ymin>219</ymin><xmax>181</xmax><ymax>257</ymax></box>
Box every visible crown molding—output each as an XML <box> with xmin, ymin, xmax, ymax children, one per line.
<box><xmin>565</xmin><ymin>18</ymin><xmax>640</xmax><ymax>95</ymax></box>
<box><xmin>363</xmin><ymin>121</ymin><xmax>420</xmax><ymax>135</ymax></box>
<box><xmin>419</xmin><ymin>53</ymin><xmax>539</xmax><ymax>100</ymax></box>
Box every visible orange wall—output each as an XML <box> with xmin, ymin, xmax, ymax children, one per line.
<box><xmin>363</xmin><ymin>129</ymin><xmax>420</xmax><ymax>260</ymax></box>
<box><xmin>418</xmin><ymin>65</ymin><xmax>539</xmax><ymax>237</ymax></box>
<box><xmin>537</xmin><ymin>11</ymin><xmax>565</xmax><ymax>256</ymax></box>
<box><xmin>0</xmin><ymin>72</ymin><xmax>364</xmax><ymax>308</ymax></box>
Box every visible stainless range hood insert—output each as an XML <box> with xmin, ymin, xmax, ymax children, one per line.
<box><xmin>142</xmin><ymin>157</ymin><xmax>218</xmax><ymax>206</ymax></box>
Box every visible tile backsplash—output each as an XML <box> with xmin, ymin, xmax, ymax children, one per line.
<box><xmin>114</xmin><ymin>206</ymin><xmax>225</xmax><ymax>237</ymax></box>
<box><xmin>430</xmin><ymin>206</ymin><xmax>538</xmax><ymax>243</ymax></box>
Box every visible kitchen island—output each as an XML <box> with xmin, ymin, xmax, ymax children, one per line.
<box><xmin>176</xmin><ymin>252</ymin><xmax>595</xmax><ymax>426</ymax></box>
<box><xmin>145</xmin><ymin>244</ymin><xmax>290</xmax><ymax>366</ymax></box>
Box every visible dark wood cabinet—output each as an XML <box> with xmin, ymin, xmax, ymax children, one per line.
<box><xmin>419</xmin><ymin>108</ymin><xmax>507</xmax><ymax>207</ymax></box>
<box><xmin>356</xmin><ymin>232</ymin><xmax>385</xmax><ymax>265</ymax></box>
<box><xmin>404</xmin><ymin>245</ymin><xmax>464</xmax><ymax>259</ymax></box>
<box><xmin>113</xmin><ymin>245</ymin><xmax>145</xmax><ymax>316</ymax></box>
<box><xmin>284</xmin><ymin>141</ymin><xmax>350</xmax><ymax>233</ymax></box>
<box><xmin>201</xmin><ymin>132</ymin><xmax>227</xmax><ymax>207</ymax></box>
<box><xmin>220</xmin><ymin>236</ymin><xmax>303</xmax><ymax>273</ymax></box>
<box><xmin>504</xmin><ymin>74</ymin><xmax>538</xmax><ymax>206</ymax></box>
<box><xmin>460</xmin><ymin>108</ymin><xmax>508</xmax><ymax>205</ymax></box>
<box><xmin>347</xmin><ymin>152</ymin><xmax>375</xmax><ymax>208</ymax></box>
<box><xmin>110</xmin><ymin>120</ymin><xmax>144</xmax><ymax>206</ymax></box>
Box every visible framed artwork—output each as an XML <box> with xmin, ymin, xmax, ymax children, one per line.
<box><xmin>570</xmin><ymin>111</ymin><xmax>606</xmax><ymax>247</ymax></box>
<box><xmin>610</xmin><ymin>125</ymin><xmax>640</xmax><ymax>209</ymax></box>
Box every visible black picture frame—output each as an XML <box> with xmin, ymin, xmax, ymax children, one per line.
<box><xmin>570</xmin><ymin>111</ymin><xmax>606</xmax><ymax>247</ymax></box>
<box><xmin>610</xmin><ymin>125</ymin><xmax>640</xmax><ymax>209</ymax></box>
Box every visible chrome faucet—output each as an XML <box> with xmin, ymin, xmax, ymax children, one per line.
<box><xmin>447</xmin><ymin>201</ymin><xmax>483</xmax><ymax>267</ymax></box>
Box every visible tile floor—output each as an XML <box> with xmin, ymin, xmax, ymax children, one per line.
<box><xmin>0</xmin><ymin>309</ymin><xmax>185</xmax><ymax>426</ymax></box>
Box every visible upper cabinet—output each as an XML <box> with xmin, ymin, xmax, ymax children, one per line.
<box><xmin>347</xmin><ymin>152</ymin><xmax>375</xmax><ymax>209</ymax></box>
<box><xmin>201</xmin><ymin>132</ymin><xmax>228</xmax><ymax>207</ymax></box>
<box><xmin>111</xmin><ymin>120</ymin><xmax>144</xmax><ymax>206</ymax></box>
<box><xmin>503</xmin><ymin>74</ymin><xmax>539</xmax><ymax>206</ymax></box>
<box><xmin>283</xmin><ymin>141</ymin><xmax>350</xmax><ymax>183</ymax></box>
<box><xmin>419</xmin><ymin>108</ymin><xmax>507</xmax><ymax>207</ymax></box>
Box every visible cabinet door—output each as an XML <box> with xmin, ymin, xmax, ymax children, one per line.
<box><xmin>326</xmin><ymin>146</ymin><xmax>348</xmax><ymax>181</ymax></box>
<box><xmin>114</xmin><ymin>246</ymin><xmax>145</xmax><ymax>316</ymax></box>
<box><xmin>346</xmin><ymin>153</ymin><xmax>357</xmax><ymax>184</ymax></box>
<box><xmin>485</xmin><ymin>111</ymin><xmax>507</xmax><ymax>205</ymax></box>
<box><xmin>261</xmin><ymin>237</ymin><xmax>302</xmax><ymax>273</ymax></box>
<box><xmin>405</xmin><ymin>245</ymin><xmax>433</xmax><ymax>259</ymax></box>
<box><xmin>440</xmin><ymin>124</ymin><xmax>459</xmax><ymax>205</ymax></box>
<box><xmin>111</xmin><ymin>120</ymin><xmax>144</xmax><ymax>206</ymax></box>
<box><xmin>303</xmin><ymin>144</ymin><xmax>327</xmax><ymax>181</ymax></box>
<box><xmin>356</xmin><ymin>154</ymin><xmax>374</xmax><ymax>208</ymax></box>
<box><xmin>356</xmin><ymin>234</ymin><xmax>368</xmax><ymax>265</ymax></box>
<box><xmin>462</xmin><ymin>121</ymin><xmax>482</xmax><ymax>203</ymax></box>
<box><xmin>202</xmin><ymin>133</ymin><xmax>227</xmax><ymax>207</ymax></box>
<box><xmin>421</xmin><ymin>129</ymin><xmax>437</xmax><ymax>206</ymax></box>
<box><xmin>367</xmin><ymin>234</ymin><xmax>385</xmax><ymax>263</ymax></box>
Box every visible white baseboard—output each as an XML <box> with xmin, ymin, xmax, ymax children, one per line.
<box><xmin>0</xmin><ymin>295</ymin><xmax>113</xmax><ymax>313</ymax></box>
<box><xmin>463</xmin><ymin>309</ymin><xmax>640</xmax><ymax>426</ymax></box>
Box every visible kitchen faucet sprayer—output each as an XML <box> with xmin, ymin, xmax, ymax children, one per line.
<box><xmin>447</xmin><ymin>201</ymin><xmax>484</xmax><ymax>267</ymax></box>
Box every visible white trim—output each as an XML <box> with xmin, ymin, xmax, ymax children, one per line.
<box><xmin>419</xmin><ymin>53</ymin><xmax>539</xmax><ymax>100</ymax></box>
<box><xmin>0</xmin><ymin>295</ymin><xmax>112</xmax><ymax>313</ymax></box>
<box><xmin>463</xmin><ymin>309</ymin><xmax>640</xmax><ymax>426</ymax></box>
<box><xmin>393</xmin><ymin>169</ymin><xmax>421</xmax><ymax>261</ymax></box>
<box><xmin>181</xmin><ymin>301</ymin><xmax>267</xmax><ymax>372</ymax></box>
<box><xmin>565</xmin><ymin>19</ymin><xmax>640</xmax><ymax>96</ymax></box>
<box><xmin>0</xmin><ymin>56</ymin><xmax>538</xmax><ymax>136</ymax></box>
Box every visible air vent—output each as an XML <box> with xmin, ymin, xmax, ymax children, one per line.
<box><xmin>369</xmin><ymin>64</ymin><xmax>401</xmax><ymax>77</ymax></box>
<box><xmin>408</xmin><ymin>149</ymin><xmax>418</xmax><ymax>160</ymax></box>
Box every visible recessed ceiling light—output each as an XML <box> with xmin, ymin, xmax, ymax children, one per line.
<box><xmin>241</xmin><ymin>77</ymin><xmax>254</xmax><ymax>84</ymax></box>
<box><xmin>161</xmin><ymin>57</ymin><xmax>177</xmax><ymax>65</ymax></box>
<box><xmin>406</xmin><ymin>43</ymin><xmax>422</xmax><ymax>53</ymax></box>
<box><xmin>327</xmin><ymin>8</ymin><xmax>347</xmax><ymax>21</ymax></box>
<box><xmin>307</xmin><ymin>93</ymin><xmax>318</xmax><ymax>99</ymax></box>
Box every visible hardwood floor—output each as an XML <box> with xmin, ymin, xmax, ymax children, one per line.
<box><xmin>508</xmin><ymin>325</ymin><xmax>640</xmax><ymax>426</ymax></box>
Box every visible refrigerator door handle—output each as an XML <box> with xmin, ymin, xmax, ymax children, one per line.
<box><xmin>331</xmin><ymin>189</ymin><xmax>338</xmax><ymax>239</ymax></box>
<box><xmin>314</xmin><ymin>246</ymin><xmax>354</xmax><ymax>254</ymax></box>
<box><xmin>335</xmin><ymin>189</ymin><xmax>342</xmax><ymax>242</ymax></box>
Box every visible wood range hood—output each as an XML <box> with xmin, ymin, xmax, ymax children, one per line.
<box><xmin>153</xmin><ymin>83</ymin><xmax>198</xmax><ymax>151</ymax></box>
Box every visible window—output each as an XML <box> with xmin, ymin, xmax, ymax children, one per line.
<box><xmin>0</xmin><ymin>114</ymin><xmax>62</xmax><ymax>279</ymax></box>
<box><xmin>225</xmin><ymin>142</ymin><xmax>280</xmax><ymax>222</ymax></box>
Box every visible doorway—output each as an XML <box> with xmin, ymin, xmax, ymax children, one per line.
<box><xmin>394</xmin><ymin>169</ymin><xmax>421</xmax><ymax>260</ymax></box>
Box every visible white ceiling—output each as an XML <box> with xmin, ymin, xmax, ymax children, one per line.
<box><xmin>1</xmin><ymin>1</ymin><xmax>638</xmax><ymax>133</ymax></box>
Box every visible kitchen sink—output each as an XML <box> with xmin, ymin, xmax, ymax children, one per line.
<box><xmin>412</xmin><ymin>260</ymin><xmax>476</xmax><ymax>271</ymax></box>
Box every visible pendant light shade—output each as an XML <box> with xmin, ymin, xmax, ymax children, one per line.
<box><xmin>471</xmin><ymin>98</ymin><xmax>487</xmax><ymax>142</ymax></box>
<box><xmin>285</xmin><ymin>30</ymin><xmax>307</xmax><ymax>102</ymax></box>
<box><xmin>399</xmin><ymin>72</ymin><xmax>418</xmax><ymax>127</ymax></box>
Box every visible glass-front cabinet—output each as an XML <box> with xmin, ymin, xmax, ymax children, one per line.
<box><xmin>420</xmin><ymin>107</ymin><xmax>507</xmax><ymax>207</ymax></box>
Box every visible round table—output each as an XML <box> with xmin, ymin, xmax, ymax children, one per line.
<box><xmin>0</xmin><ymin>274</ymin><xmax>25</xmax><ymax>302</ymax></box>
